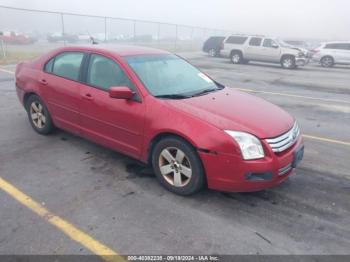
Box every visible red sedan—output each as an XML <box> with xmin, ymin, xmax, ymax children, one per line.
<box><xmin>15</xmin><ymin>45</ymin><xmax>304</xmax><ymax>195</ymax></box>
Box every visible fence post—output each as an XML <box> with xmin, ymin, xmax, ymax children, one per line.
<box><xmin>133</xmin><ymin>20</ymin><xmax>136</xmax><ymax>44</ymax></box>
<box><xmin>60</xmin><ymin>13</ymin><xmax>65</xmax><ymax>46</ymax></box>
<box><xmin>157</xmin><ymin>23</ymin><xmax>160</xmax><ymax>47</ymax></box>
<box><xmin>175</xmin><ymin>24</ymin><xmax>178</xmax><ymax>52</ymax></box>
<box><xmin>104</xmin><ymin>17</ymin><xmax>107</xmax><ymax>42</ymax></box>
<box><xmin>190</xmin><ymin>27</ymin><xmax>194</xmax><ymax>51</ymax></box>
<box><xmin>0</xmin><ymin>39</ymin><xmax>6</xmax><ymax>60</ymax></box>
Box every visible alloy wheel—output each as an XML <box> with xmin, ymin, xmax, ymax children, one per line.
<box><xmin>30</xmin><ymin>101</ymin><xmax>46</xmax><ymax>129</ymax></box>
<box><xmin>209</xmin><ymin>49</ymin><xmax>216</xmax><ymax>57</ymax></box>
<box><xmin>231</xmin><ymin>54</ymin><xmax>240</xmax><ymax>64</ymax></box>
<box><xmin>283</xmin><ymin>58</ymin><xmax>293</xmax><ymax>68</ymax></box>
<box><xmin>321</xmin><ymin>57</ymin><xmax>333</xmax><ymax>67</ymax></box>
<box><xmin>158</xmin><ymin>147</ymin><xmax>192</xmax><ymax>187</ymax></box>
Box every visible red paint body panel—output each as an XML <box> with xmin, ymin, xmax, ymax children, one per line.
<box><xmin>15</xmin><ymin>45</ymin><xmax>303</xmax><ymax>192</ymax></box>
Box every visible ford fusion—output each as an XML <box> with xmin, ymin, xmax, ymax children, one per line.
<box><xmin>15</xmin><ymin>45</ymin><xmax>304</xmax><ymax>195</ymax></box>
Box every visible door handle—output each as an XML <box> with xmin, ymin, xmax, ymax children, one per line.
<box><xmin>39</xmin><ymin>79</ymin><xmax>48</xmax><ymax>85</ymax></box>
<box><xmin>82</xmin><ymin>93</ymin><xmax>94</xmax><ymax>101</ymax></box>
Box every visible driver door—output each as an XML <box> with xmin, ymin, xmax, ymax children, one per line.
<box><xmin>79</xmin><ymin>53</ymin><xmax>145</xmax><ymax>158</ymax></box>
<box><xmin>261</xmin><ymin>38</ymin><xmax>281</xmax><ymax>62</ymax></box>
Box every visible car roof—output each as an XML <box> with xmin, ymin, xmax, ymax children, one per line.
<box><xmin>51</xmin><ymin>44</ymin><xmax>171</xmax><ymax>57</ymax></box>
<box><xmin>227</xmin><ymin>34</ymin><xmax>266</xmax><ymax>38</ymax></box>
<box><xmin>322</xmin><ymin>41</ymin><xmax>350</xmax><ymax>44</ymax></box>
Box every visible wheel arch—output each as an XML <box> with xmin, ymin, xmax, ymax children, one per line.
<box><xmin>230</xmin><ymin>49</ymin><xmax>243</xmax><ymax>57</ymax></box>
<box><xmin>146</xmin><ymin>131</ymin><xmax>199</xmax><ymax>165</ymax></box>
<box><xmin>280</xmin><ymin>54</ymin><xmax>296</xmax><ymax>62</ymax></box>
<box><xmin>321</xmin><ymin>55</ymin><xmax>334</xmax><ymax>61</ymax></box>
<box><xmin>23</xmin><ymin>91</ymin><xmax>39</xmax><ymax>109</ymax></box>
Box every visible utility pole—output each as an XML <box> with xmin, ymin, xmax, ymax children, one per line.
<box><xmin>0</xmin><ymin>31</ymin><xmax>6</xmax><ymax>59</ymax></box>
<box><xmin>60</xmin><ymin>13</ymin><xmax>65</xmax><ymax>46</ymax></box>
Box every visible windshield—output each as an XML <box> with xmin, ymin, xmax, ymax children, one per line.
<box><xmin>125</xmin><ymin>54</ymin><xmax>221</xmax><ymax>97</ymax></box>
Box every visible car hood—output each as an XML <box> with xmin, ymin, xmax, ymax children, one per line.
<box><xmin>165</xmin><ymin>88</ymin><xmax>294</xmax><ymax>139</ymax></box>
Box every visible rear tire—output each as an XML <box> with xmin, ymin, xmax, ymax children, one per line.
<box><xmin>151</xmin><ymin>136</ymin><xmax>205</xmax><ymax>195</ymax></box>
<box><xmin>208</xmin><ymin>48</ymin><xmax>217</xmax><ymax>57</ymax></box>
<box><xmin>25</xmin><ymin>95</ymin><xmax>54</xmax><ymax>135</ymax></box>
<box><xmin>281</xmin><ymin>55</ymin><xmax>296</xmax><ymax>69</ymax></box>
<box><xmin>320</xmin><ymin>56</ymin><xmax>334</xmax><ymax>67</ymax></box>
<box><xmin>230</xmin><ymin>51</ymin><xmax>243</xmax><ymax>64</ymax></box>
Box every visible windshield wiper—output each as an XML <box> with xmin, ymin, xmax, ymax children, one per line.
<box><xmin>190</xmin><ymin>88</ymin><xmax>219</xmax><ymax>97</ymax></box>
<box><xmin>154</xmin><ymin>94</ymin><xmax>190</xmax><ymax>99</ymax></box>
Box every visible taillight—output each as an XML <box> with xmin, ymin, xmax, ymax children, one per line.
<box><xmin>312</xmin><ymin>49</ymin><xmax>320</xmax><ymax>54</ymax></box>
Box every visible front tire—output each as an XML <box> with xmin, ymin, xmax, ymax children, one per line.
<box><xmin>281</xmin><ymin>55</ymin><xmax>296</xmax><ymax>69</ymax></box>
<box><xmin>26</xmin><ymin>95</ymin><xmax>54</xmax><ymax>135</ymax></box>
<box><xmin>320</xmin><ymin>56</ymin><xmax>334</xmax><ymax>67</ymax></box>
<box><xmin>151</xmin><ymin>137</ymin><xmax>205</xmax><ymax>195</ymax></box>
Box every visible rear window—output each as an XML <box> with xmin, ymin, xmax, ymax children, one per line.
<box><xmin>226</xmin><ymin>36</ymin><xmax>248</xmax><ymax>44</ymax></box>
<box><xmin>206</xmin><ymin>36</ymin><xmax>225</xmax><ymax>43</ymax></box>
<box><xmin>45</xmin><ymin>52</ymin><xmax>84</xmax><ymax>81</ymax></box>
<box><xmin>249</xmin><ymin>37</ymin><xmax>262</xmax><ymax>46</ymax></box>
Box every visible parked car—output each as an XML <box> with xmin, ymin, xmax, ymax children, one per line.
<box><xmin>47</xmin><ymin>32</ymin><xmax>79</xmax><ymax>43</ymax></box>
<box><xmin>202</xmin><ymin>36</ymin><xmax>225</xmax><ymax>57</ymax></box>
<box><xmin>15</xmin><ymin>45</ymin><xmax>304</xmax><ymax>195</ymax></box>
<box><xmin>0</xmin><ymin>31</ymin><xmax>35</xmax><ymax>45</ymax></box>
<box><xmin>221</xmin><ymin>35</ymin><xmax>309</xmax><ymax>69</ymax></box>
<box><xmin>311</xmin><ymin>41</ymin><xmax>350</xmax><ymax>67</ymax></box>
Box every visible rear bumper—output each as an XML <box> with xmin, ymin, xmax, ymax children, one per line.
<box><xmin>199</xmin><ymin>136</ymin><xmax>304</xmax><ymax>192</ymax></box>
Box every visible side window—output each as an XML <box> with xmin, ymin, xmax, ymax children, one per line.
<box><xmin>44</xmin><ymin>58</ymin><xmax>54</xmax><ymax>73</ymax></box>
<box><xmin>52</xmin><ymin>52</ymin><xmax>84</xmax><ymax>81</ymax></box>
<box><xmin>226</xmin><ymin>36</ymin><xmax>248</xmax><ymax>44</ymax></box>
<box><xmin>337</xmin><ymin>43</ymin><xmax>349</xmax><ymax>50</ymax></box>
<box><xmin>325</xmin><ymin>44</ymin><xmax>338</xmax><ymax>49</ymax></box>
<box><xmin>263</xmin><ymin>39</ymin><xmax>277</xmax><ymax>48</ymax></box>
<box><xmin>249</xmin><ymin>37</ymin><xmax>262</xmax><ymax>46</ymax></box>
<box><xmin>87</xmin><ymin>54</ymin><xmax>134</xmax><ymax>91</ymax></box>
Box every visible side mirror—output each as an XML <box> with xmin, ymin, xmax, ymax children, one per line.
<box><xmin>109</xmin><ymin>86</ymin><xmax>135</xmax><ymax>99</ymax></box>
<box><xmin>271</xmin><ymin>43</ymin><xmax>279</xmax><ymax>48</ymax></box>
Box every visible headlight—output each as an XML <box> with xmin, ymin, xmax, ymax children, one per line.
<box><xmin>297</xmin><ymin>52</ymin><xmax>305</xmax><ymax>57</ymax></box>
<box><xmin>224</xmin><ymin>131</ymin><xmax>265</xmax><ymax>160</ymax></box>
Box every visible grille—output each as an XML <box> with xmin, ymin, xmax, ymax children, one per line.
<box><xmin>266</xmin><ymin>122</ymin><xmax>300</xmax><ymax>153</ymax></box>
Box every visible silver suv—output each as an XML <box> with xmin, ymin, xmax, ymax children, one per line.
<box><xmin>221</xmin><ymin>35</ymin><xmax>308</xmax><ymax>69</ymax></box>
<box><xmin>311</xmin><ymin>42</ymin><xmax>350</xmax><ymax>67</ymax></box>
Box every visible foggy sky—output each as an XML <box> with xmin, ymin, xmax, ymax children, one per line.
<box><xmin>0</xmin><ymin>0</ymin><xmax>349</xmax><ymax>40</ymax></box>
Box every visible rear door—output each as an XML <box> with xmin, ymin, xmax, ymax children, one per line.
<box><xmin>79</xmin><ymin>53</ymin><xmax>145</xmax><ymax>158</ymax></box>
<box><xmin>245</xmin><ymin>37</ymin><xmax>263</xmax><ymax>60</ymax></box>
<box><xmin>222</xmin><ymin>36</ymin><xmax>247</xmax><ymax>57</ymax></box>
<box><xmin>41</xmin><ymin>51</ymin><xmax>86</xmax><ymax>134</ymax></box>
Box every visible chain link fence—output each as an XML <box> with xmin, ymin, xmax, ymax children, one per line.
<box><xmin>0</xmin><ymin>5</ymin><xmax>231</xmax><ymax>63</ymax></box>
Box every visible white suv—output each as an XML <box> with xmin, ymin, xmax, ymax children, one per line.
<box><xmin>221</xmin><ymin>35</ymin><xmax>308</xmax><ymax>69</ymax></box>
<box><xmin>311</xmin><ymin>42</ymin><xmax>350</xmax><ymax>67</ymax></box>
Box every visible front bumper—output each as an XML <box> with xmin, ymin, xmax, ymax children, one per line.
<box><xmin>16</xmin><ymin>83</ymin><xmax>26</xmax><ymax>106</ymax></box>
<box><xmin>199</xmin><ymin>135</ymin><xmax>304</xmax><ymax>192</ymax></box>
<box><xmin>295</xmin><ymin>57</ymin><xmax>309</xmax><ymax>66</ymax></box>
